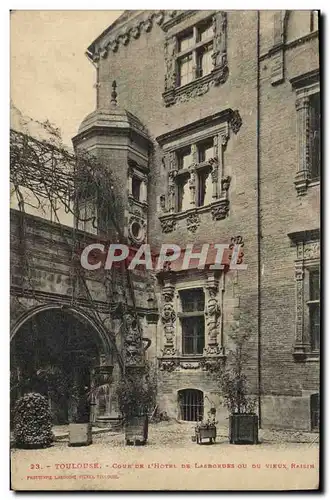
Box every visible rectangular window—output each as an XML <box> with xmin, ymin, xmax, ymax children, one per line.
<box><xmin>132</xmin><ymin>177</ymin><xmax>142</xmax><ymax>201</ymax></box>
<box><xmin>176</xmin><ymin>16</ymin><xmax>214</xmax><ymax>88</ymax></box>
<box><xmin>308</xmin><ymin>269</ymin><xmax>320</xmax><ymax>351</ymax></box>
<box><xmin>179</xmin><ymin>289</ymin><xmax>205</xmax><ymax>355</ymax></box>
<box><xmin>310</xmin><ymin>93</ymin><xmax>320</xmax><ymax>179</ymax></box>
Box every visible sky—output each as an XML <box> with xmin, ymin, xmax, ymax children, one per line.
<box><xmin>10</xmin><ymin>10</ymin><xmax>122</xmax><ymax>146</ymax></box>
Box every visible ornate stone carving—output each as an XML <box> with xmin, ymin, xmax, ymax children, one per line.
<box><xmin>211</xmin><ymin>199</ymin><xmax>229</xmax><ymax>220</ymax></box>
<box><xmin>221</xmin><ymin>175</ymin><xmax>231</xmax><ymax>192</ymax></box>
<box><xmin>161</xmin><ymin>346</ymin><xmax>177</xmax><ymax>357</ymax></box>
<box><xmin>162</xmin><ymin>11</ymin><xmax>228</xmax><ymax>106</ymax></box>
<box><xmin>186</xmin><ymin>212</ymin><xmax>200</xmax><ymax>233</ymax></box>
<box><xmin>188</xmin><ymin>171</ymin><xmax>196</xmax><ymax>206</ymax></box>
<box><xmin>160</xmin><ymin>217</ymin><xmax>176</xmax><ymax>233</ymax></box>
<box><xmin>304</xmin><ymin>241</ymin><xmax>320</xmax><ymax>260</ymax></box>
<box><xmin>96</xmin><ymin>11</ymin><xmax>179</xmax><ymax>57</ymax></box>
<box><xmin>203</xmin><ymin>276</ymin><xmax>221</xmax><ymax>354</ymax></box>
<box><xmin>159</xmin><ymin>359</ymin><xmax>177</xmax><ymax>371</ymax></box>
<box><xmin>164</xmin><ymin>35</ymin><xmax>177</xmax><ymax>92</ymax></box>
<box><xmin>180</xmin><ymin>361</ymin><xmax>201</xmax><ymax>369</ymax></box>
<box><xmin>159</xmin><ymin>194</ymin><xmax>166</xmax><ymax>212</ymax></box>
<box><xmin>160</xmin><ymin>282</ymin><xmax>176</xmax><ymax>356</ymax></box>
<box><xmin>143</xmin><ymin>17</ymin><xmax>153</xmax><ymax>32</ymax></box>
<box><xmin>294</xmin><ymin>95</ymin><xmax>312</xmax><ymax>196</ymax></box>
<box><xmin>230</xmin><ymin>110</ymin><xmax>242</xmax><ymax>134</ymax></box>
<box><xmin>123</xmin><ymin>313</ymin><xmax>143</xmax><ymax>366</ymax></box>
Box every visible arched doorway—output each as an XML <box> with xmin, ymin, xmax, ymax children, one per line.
<box><xmin>178</xmin><ymin>389</ymin><xmax>204</xmax><ymax>422</ymax></box>
<box><xmin>10</xmin><ymin>306</ymin><xmax>113</xmax><ymax>425</ymax></box>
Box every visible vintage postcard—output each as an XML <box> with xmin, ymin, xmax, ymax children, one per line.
<box><xmin>10</xmin><ymin>9</ymin><xmax>320</xmax><ymax>491</ymax></box>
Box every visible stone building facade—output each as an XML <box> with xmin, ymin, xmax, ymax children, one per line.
<box><xmin>76</xmin><ymin>10</ymin><xmax>319</xmax><ymax>431</ymax></box>
<box><xmin>10</xmin><ymin>10</ymin><xmax>320</xmax><ymax>431</ymax></box>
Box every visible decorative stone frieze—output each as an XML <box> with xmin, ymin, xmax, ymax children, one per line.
<box><xmin>91</xmin><ymin>11</ymin><xmax>178</xmax><ymax>60</ymax></box>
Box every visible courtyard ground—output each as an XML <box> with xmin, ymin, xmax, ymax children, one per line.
<box><xmin>11</xmin><ymin>421</ymin><xmax>320</xmax><ymax>491</ymax></box>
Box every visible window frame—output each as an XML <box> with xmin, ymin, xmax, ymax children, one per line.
<box><xmin>175</xmin><ymin>17</ymin><xmax>214</xmax><ymax>89</ymax></box>
<box><xmin>178</xmin><ymin>288</ymin><xmax>205</xmax><ymax>356</ymax></box>
<box><xmin>306</xmin><ymin>267</ymin><xmax>320</xmax><ymax>353</ymax></box>
<box><xmin>290</xmin><ymin>70</ymin><xmax>320</xmax><ymax>195</ymax></box>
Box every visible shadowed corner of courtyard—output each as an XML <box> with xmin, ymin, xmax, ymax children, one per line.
<box><xmin>11</xmin><ymin>420</ymin><xmax>319</xmax><ymax>453</ymax></box>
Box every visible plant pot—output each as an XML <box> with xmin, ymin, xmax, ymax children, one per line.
<box><xmin>229</xmin><ymin>414</ymin><xmax>258</xmax><ymax>444</ymax></box>
<box><xmin>68</xmin><ymin>423</ymin><xmax>92</xmax><ymax>447</ymax></box>
<box><xmin>195</xmin><ymin>426</ymin><xmax>216</xmax><ymax>444</ymax></box>
<box><xmin>125</xmin><ymin>415</ymin><xmax>148</xmax><ymax>446</ymax></box>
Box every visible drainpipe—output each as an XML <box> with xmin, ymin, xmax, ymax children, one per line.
<box><xmin>256</xmin><ymin>10</ymin><xmax>262</xmax><ymax>427</ymax></box>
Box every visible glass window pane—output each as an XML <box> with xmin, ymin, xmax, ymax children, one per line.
<box><xmin>310</xmin><ymin>304</ymin><xmax>320</xmax><ymax>350</ymax></box>
<box><xmin>197</xmin><ymin>19</ymin><xmax>213</xmax><ymax>42</ymax></box>
<box><xmin>197</xmin><ymin>44</ymin><xmax>213</xmax><ymax>78</ymax></box>
<box><xmin>177</xmin><ymin>147</ymin><xmax>192</xmax><ymax>170</ymax></box>
<box><xmin>178</xmin><ymin>30</ymin><xmax>194</xmax><ymax>52</ymax></box>
<box><xmin>179</xmin><ymin>55</ymin><xmax>193</xmax><ymax>86</ymax></box>
<box><xmin>180</xmin><ymin>289</ymin><xmax>205</xmax><ymax>312</ymax></box>
<box><xmin>198</xmin><ymin>139</ymin><xmax>214</xmax><ymax>163</ymax></box>
<box><xmin>176</xmin><ymin>175</ymin><xmax>190</xmax><ymax>212</ymax></box>
<box><xmin>197</xmin><ymin>169</ymin><xmax>211</xmax><ymax>207</ymax></box>
<box><xmin>310</xmin><ymin>269</ymin><xmax>320</xmax><ymax>301</ymax></box>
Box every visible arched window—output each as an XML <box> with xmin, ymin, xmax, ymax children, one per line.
<box><xmin>310</xmin><ymin>393</ymin><xmax>319</xmax><ymax>431</ymax></box>
<box><xmin>178</xmin><ymin>389</ymin><xmax>204</xmax><ymax>421</ymax></box>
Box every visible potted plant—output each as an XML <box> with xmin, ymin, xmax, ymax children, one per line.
<box><xmin>213</xmin><ymin>328</ymin><xmax>258</xmax><ymax>445</ymax></box>
<box><xmin>116</xmin><ymin>363</ymin><xmax>157</xmax><ymax>446</ymax></box>
<box><xmin>195</xmin><ymin>410</ymin><xmax>217</xmax><ymax>444</ymax></box>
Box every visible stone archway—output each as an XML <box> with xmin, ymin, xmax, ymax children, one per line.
<box><xmin>10</xmin><ymin>305</ymin><xmax>114</xmax><ymax>425</ymax></box>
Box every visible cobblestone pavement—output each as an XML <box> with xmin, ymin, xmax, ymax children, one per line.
<box><xmin>11</xmin><ymin>421</ymin><xmax>319</xmax><ymax>491</ymax></box>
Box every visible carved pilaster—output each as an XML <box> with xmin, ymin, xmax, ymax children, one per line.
<box><xmin>294</xmin><ymin>96</ymin><xmax>311</xmax><ymax>195</ymax></box>
<box><xmin>163</xmin><ymin>35</ymin><xmax>177</xmax><ymax>105</ymax></box>
<box><xmin>161</xmin><ymin>282</ymin><xmax>177</xmax><ymax>356</ymax></box>
<box><xmin>203</xmin><ymin>275</ymin><xmax>221</xmax><ymax>356</ymax></box>
<box><xmin>123</xmin><ymin>312</ymin><xmax>143</xmax><ymax>366</ymax></box>
<box><xmin>293</xmin><ymin>262</ymin><xmax>309</xmax><ymax>359</ymax></box>
<box><xmin>211</xmin><ymin>11</ymin><xmax>229</xmax><ymax>85</ymax></box>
